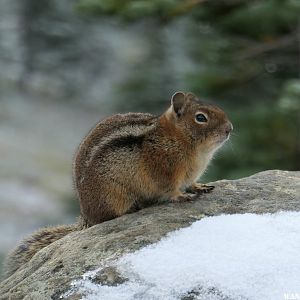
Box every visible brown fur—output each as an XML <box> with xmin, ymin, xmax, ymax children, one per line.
<box><xmin>4</xmin><ymin>224</ymin><xmax>78</xmax><ymax>278</ymax></box>
<box><xmin>4</xmin><ymin>91</ymin><xmax>232</xmax><ymax>278</ymax></box>
<box><xmin>74</xmin><ymin>91</ymin><xmax>232</xmax><ymax>225</ymax></box>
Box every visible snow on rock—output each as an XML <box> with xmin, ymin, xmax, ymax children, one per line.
<box><xmin>77</xmin><ymin>212</ymin><xmax>300</xmax><ymax>300</ymax></box>
<box><xmin>1</xmin><ymin>170</ymin><xmax>299</xmax><ymax>299</ymax></box>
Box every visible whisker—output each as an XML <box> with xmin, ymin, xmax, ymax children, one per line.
<box><xmin>230</xmin><ymin>132</ymin><xmax>239</xmax><ymax>137</ymax></box>
<box><xmin>227</xmin><ymin>139</ymin><xmax>236</xmax><ymax>154</ymax></box>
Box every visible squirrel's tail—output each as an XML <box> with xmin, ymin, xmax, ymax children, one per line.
<box><xmin>3</xmin><ymin>223</ymin><xmax>80</xmax><ymax>279</ymax></box>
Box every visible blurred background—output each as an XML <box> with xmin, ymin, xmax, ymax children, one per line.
<box><xmin>0</xmin><ymin>0</ymin><xmax>299</xmax><ymax>275</ymax></box>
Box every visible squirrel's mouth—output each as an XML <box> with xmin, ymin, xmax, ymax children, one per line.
<box><xmin>216</xmin><ymin>122</ymin><xmax>232</xmax><ymax>144</ymax></box>
<box><xmin>215</xmin><ymin>132</ymin><xmax>230</xmax><ymax>145</ymax></box>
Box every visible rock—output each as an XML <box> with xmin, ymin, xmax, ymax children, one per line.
<box><xmin>0</xmin><ymin>170</ymin><xmax>299</xmax><ymax>299</ymax></box>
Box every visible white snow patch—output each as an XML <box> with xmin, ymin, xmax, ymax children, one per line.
<box><xmin>71</xmin><ymin>212</ymin><xmax>300</xmax><ymax>300</ymax></box>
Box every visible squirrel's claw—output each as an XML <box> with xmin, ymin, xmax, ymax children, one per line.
<box><xmin>186</xmin><ymin>183</ymin><xmax>215</xmax><ymax>194</ymax></box>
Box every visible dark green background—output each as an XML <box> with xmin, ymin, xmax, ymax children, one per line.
<box><xmin>77</xmin><ymin>0</ymin><xmax>300</xmax><ymax>182</ymax></box>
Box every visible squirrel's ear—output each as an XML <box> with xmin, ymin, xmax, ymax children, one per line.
<box><xmin>171</xmin><ymin>91</ymin><xmax>185</xmax><ymax>116</ymax></box>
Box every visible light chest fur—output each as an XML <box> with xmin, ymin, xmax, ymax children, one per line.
<box><xmin>181</xmin><ymin>148</ymin><xmax>214</xmax><ymax>189</ymax></box>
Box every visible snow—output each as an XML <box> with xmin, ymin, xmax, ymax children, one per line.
<box><xmin>72</xmin><ymin>212</ymin><xmax>300</xmax><ymax>300</ymax></box>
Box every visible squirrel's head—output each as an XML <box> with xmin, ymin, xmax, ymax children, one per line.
<box><xmin>167</xmin><ymin>91</ymin><xmax>233</xmax><ymax>152</ymax></box>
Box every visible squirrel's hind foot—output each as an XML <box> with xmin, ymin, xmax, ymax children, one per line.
<box><xmin>170</xmin><ymin>192</ymin><xmax>195</xmax><ymax>203</ymax></box>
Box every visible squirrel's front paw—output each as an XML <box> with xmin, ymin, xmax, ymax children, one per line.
<box><xmin>170</xmin><ymin>192</ymin><xmax>194</xmax><ymax>203</ymax></box>
<box><xmin>186</xmin><ymin>183</ymin><xmax>215</xmax><ymax>194</ymax></box>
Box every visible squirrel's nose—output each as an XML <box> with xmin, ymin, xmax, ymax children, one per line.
<box><xmin>225</xmin><ymin>122</ymin><xmax>233</xmax><ymax>136</ymax></box>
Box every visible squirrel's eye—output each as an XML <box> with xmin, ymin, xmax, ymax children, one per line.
<box><xmin>195</xmin><ymin>113</ymin><xmax>207</xmax><ymax>123</ymax></box>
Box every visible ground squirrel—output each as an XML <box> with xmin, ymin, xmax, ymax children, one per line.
<box><xmin>3</xmin><ymin>91</ymin><xmax>232</xmax><ymax>278</ymax></box>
